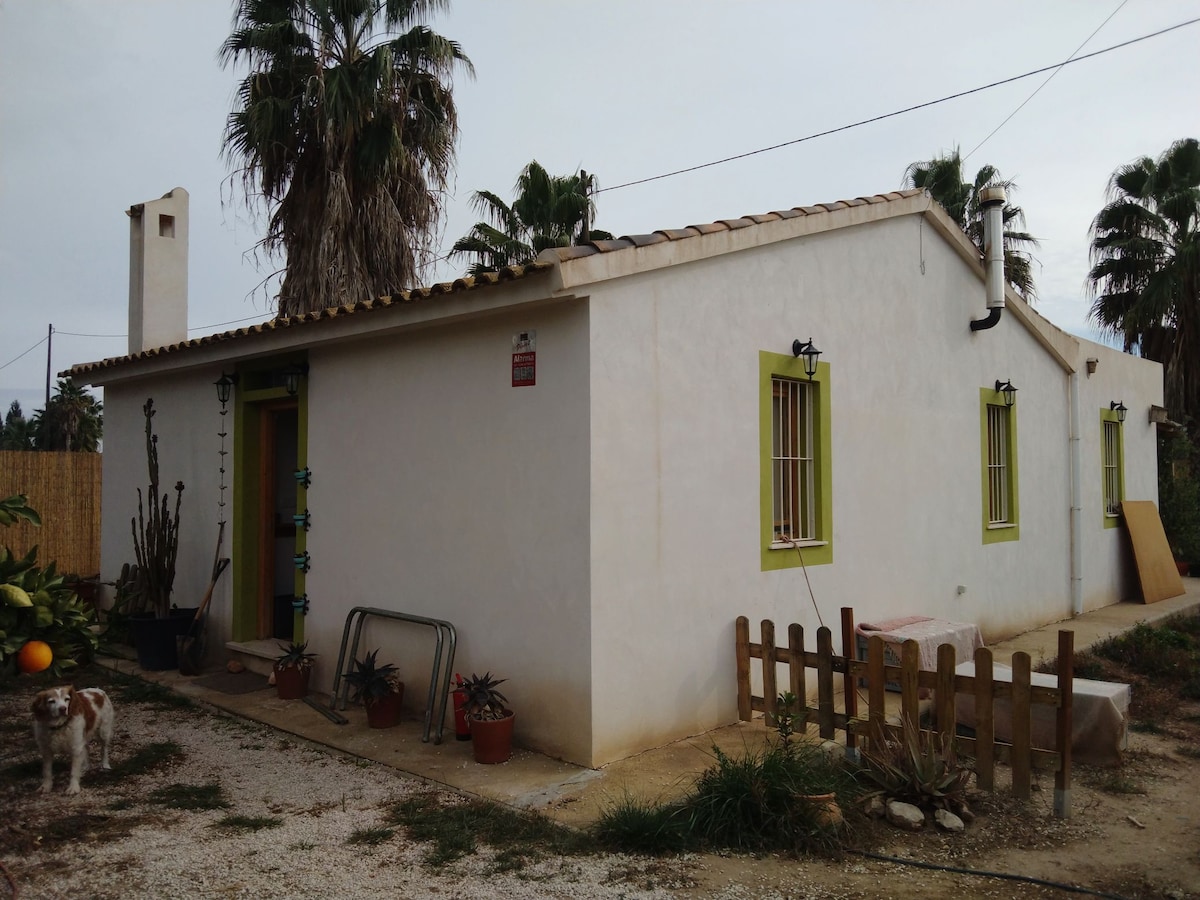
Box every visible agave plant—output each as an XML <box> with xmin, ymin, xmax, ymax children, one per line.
<box><xmin>344</xmin><ymin>649</ymin><xmax>402</xmax><ymax>703</ymax></box>
<box><xmin>860</xmin><ymin>718</ymin><xmax>972</xmax><ymax>811</ymax></box>
<box><xmin>274</xmin><ymin>641</ymin><xmax>316</xmax><ymax>670</ymax></box>
<box><xmin>459</xmin><ymin>671</ymin><xmax>509</xmax><ymax>721</ymax></box>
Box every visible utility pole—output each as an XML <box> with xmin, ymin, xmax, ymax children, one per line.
<box><xmin>580</xmin><ymin>170</ymin><xmax>591</xmax><ymax>244</ymax></box>
<box><xmin>44</xmin><ymin>323</ymin><xmax>53</xmax><ymax>406</ymax></box>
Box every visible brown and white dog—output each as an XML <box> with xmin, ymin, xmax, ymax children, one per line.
<box><xmin>31</xmin><ymin>687</ymin><xmax>114</xmax><ymax>794</ymax></box>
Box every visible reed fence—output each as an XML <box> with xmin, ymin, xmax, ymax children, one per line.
<box><xmin>0</xmin><ymin>450</ymin><xmax>101</xmax><ymax>578</ymax></box>
<box><xmin>735</xmin><ymin>607</ymin><xmax>1074</xmax><ymax>818</ymax></box>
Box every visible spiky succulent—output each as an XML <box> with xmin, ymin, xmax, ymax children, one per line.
<box><xmin>459</xmin><ymin>671</ymin><xmax>509</xmax><ymax>721</ymax></box>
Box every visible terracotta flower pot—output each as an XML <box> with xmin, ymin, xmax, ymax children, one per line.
<box><xmin>798</xmin><ymin>792</ymin><xmax>843</xmax><ymax>828</ymax></box>
<box><xmin>274</xmin><ymin>663</ymin><xmax>311</xmax><ymax>700</ymax></box>
<box><xmin>469</xmin><ymin>711</ymin><xmax>515</xmax><ymax>764</ymax></box>
<box><xmin>365</xmin><ymin>685</ymin><xmax>404</xmax><ymax>728</ymax></box>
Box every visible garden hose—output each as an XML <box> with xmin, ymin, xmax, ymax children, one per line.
<box><xmin>846</xmin><ymin>849</ymin><xmax>1132</xmax><ymax>900</ymax></box>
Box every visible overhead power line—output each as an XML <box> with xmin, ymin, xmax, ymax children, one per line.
<box><xmin>965</xmin><ymin>0</ymin><xmax>1130</xmax><ymax>161</ymax></box>
<box><xmin>0</xmin><ymin>336</ymin><xmax>48</xmax><ymax>372</ymax></box>
<box><xmin>47</xmin><ymin>312</ymin><xmax>271</xmax><ymax>344</ymax></box>
<box><xmin>597</xmin><ymin>16</ymin><xmax>1200</xmax><ymax>194</ymax></box>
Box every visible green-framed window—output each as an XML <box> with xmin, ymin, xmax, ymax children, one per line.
<box><xmin>760</xmin><ymin>351</ymin><xmax>831</xmax><ymax>569</ymax></box>
<box><xmin>1100</xmin><ymin>407</ymin><xmax>1124</xmax><ymax>527</ymax></box>
<box><xmin>980</xmin><ymin>386</ymin><xmax>1019</xmax><ymax>543</ymax></box>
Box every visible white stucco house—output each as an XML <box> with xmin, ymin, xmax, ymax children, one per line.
<box><xmin>70</xmin><ymin>186</ymin><xmax>1162</xmax><ymax>768</ymax></box>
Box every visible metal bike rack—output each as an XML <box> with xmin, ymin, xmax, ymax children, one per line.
<box><xmin>328</xmin><ymin>606</ymin><xmax>457</xmax><ymax>744</ymax></box>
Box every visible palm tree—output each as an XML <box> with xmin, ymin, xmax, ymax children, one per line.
<box><xmin>450</xmin><ymin>161</ymin><xmax>612</xmax><ymax>276</ymax></box>
<box><xmin>1087</xmin><ymin>137</ymin><xmax>1200</xmax><ymax>429</ymax></box>
<box><xmin>28</xmin><ymin>381</ymin><xmax>103</xmax><ymax>452</ymax></box>
<box><xmin>220</xmin><ymin>0</ymin><xmax>473</xmax><ymax>317</ymax></box>
<box><xmin>904</xmin><ymin>149</ymin><xmax>1040</xmax><ymax>301</ymax></box>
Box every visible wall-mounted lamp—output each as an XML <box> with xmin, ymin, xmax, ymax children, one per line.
<box><xmin>791</xmin><ymin>337</ymin><xmax>822</xmax><ymax>380</ymax></box>
<box><xmin>1110</xmin><ymin>400</ymin><xmax>1127</xmax><ymax>424</ymax></box>
<box><xmin>214</xmin><ymin>372</ymin><xmax>238</xmax><ymax>405</ymax></box>
<box><xmin>283</xmin><ymin>362</ymin><xmax>309</xmax><ymax>396</ymax></box>
<box><xmin>995</xmin><ymin>379</ymin><xmax>1018</xmax><ymax>408</ymax></box>
<box><xmin>1086</xmin><ymin>358</ymin><xmax>1099</xmax><ymax>376</ymax></box>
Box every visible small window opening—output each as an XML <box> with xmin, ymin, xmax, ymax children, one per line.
<box><xmin>159</xmin><ymin>214</ymin><xmax>175</xmax><ymax>238</ymax></box>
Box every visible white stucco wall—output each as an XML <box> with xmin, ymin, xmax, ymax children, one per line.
<box><xmin>87</xmin><ymin>200</ymin><xmax>1163</xmax><ymax>771</ymax></box>
<box><xmin>99</xmin><ymin>373</ymin><xmax>232</xmax><ymax>639</ymax></box>
<box><xmin>584</xmin><ymin>213</ymin><xmax>1161</xmax><ymax>764</ymax></box>
<box><xmin>304</xmin><ymin>300</ymin><xmax>592</xmax><ymax>763</ymax></box>
<box><xmin>1074</xmin><ymin>341</ymin><xmax>1163</xmax><ymax>610</ymax></box>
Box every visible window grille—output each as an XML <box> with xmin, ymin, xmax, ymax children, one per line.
<box><xmin>1102</xmin><ymin>419</ymin><xmax>1121</xmax><ymax>515</ymax></box>
<box><xmin>772</xmin><ymin>377</ymin><xmax>814</xmax><ymax>541</ymax></box>
<box><xmin>987</xmin><ymin>404</ymin><xmax>1010</xmax><ymax>525</ymax></box>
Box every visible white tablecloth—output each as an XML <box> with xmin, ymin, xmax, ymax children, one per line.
<box><xmin>954</xmin><ymin>660</ymin><xmax>1130</xmax><ymax>767</ymax></box>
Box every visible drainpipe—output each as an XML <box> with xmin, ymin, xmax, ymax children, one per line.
<box><xmin>1069</xmin><ymin>371</ymin><xmax>1084</xmax><ymax>615</ymax></box>
<box><xmin>969</xmin><ymin>187</ymin><xmax>1007</xmax><ymax>332</ymax></box>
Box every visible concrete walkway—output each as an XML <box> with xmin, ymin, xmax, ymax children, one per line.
<box><xmin>97</xmin><ymin>578</ymin><xmax>1200</xmax><ymax>830</ymax></box>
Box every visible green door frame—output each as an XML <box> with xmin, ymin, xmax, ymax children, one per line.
<box><xmin>231</xmin><ymin>356</ymin><xmax>309</xmax><ymax>642</ymax></box>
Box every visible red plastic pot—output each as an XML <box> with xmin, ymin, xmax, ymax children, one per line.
<box><xmin>469</xmin><ymin>712</ymin><xmax>515</xmax><ymax>764</ymax></box>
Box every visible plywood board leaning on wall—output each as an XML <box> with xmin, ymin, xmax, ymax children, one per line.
<box><xmin>1120</xmin><ymin>500</ymin><xmax>1185</xmax><ymax>603</ymax></box>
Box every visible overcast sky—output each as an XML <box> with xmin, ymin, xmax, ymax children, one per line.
<box><xmin>2</xmin><ymin>1</ymin><xmax>1199</xmax><ymax>415</ymax></box>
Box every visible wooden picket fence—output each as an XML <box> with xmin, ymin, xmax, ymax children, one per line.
<box><xmin>735</xmin><ymin>608</ymin><xmax>1074</xmax><ymax>818</ymax></box>
<box><xmin>0</xmin><ymin>450</ymin><xmax>101</xmax><ymax>578</ymax></box>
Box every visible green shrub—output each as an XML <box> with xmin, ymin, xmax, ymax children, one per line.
<box><xmin>1092</xmin><ymin>620</ymin><xmax>1198</xmax><ymax>681</ymax></box>
<box><xmin>684</xmin><ymin>742</ymin><xmax>854</xmax><ymax>853</ymax></box>
<box><xmin>0</xmin><ymin>495</ymin><xmax>100</xmax><ymax>677</ymax></box>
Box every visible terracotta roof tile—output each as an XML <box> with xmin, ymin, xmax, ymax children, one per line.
<box><xmin>66</xmin><ymin>261</ymin><xmax>554</xmax><ymax>379</ymax></box>
<box><xmin>624</xmin><ymin>233</ymin><xmax>670</xmax><ymax>248</ymax></box>
<box><xmin>68</xmin><ymin>190</ymin><xmax>926</xmax><ymax>380</ymax></box>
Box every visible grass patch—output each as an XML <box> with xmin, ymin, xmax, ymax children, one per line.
<box><xmin>109</xmin><ymin>741</ymin><xmax>185</xmax><ymax>777</ymax></box>
<box><xmin>1086</xmin><ymin>771</ymin><xmax>1146</xmax><ymax>795</ymax></box>
<box><xmin>213</xmin><ymin>815</ymin><xmax>283</xmax><ymax>833</ymax></box>
<box><xmin>387</xmin><ymin>793</ymin><xmax>590</xmax><ymax>868</ymax></box>
<box><xmin>347</xmin><ymin>826</ymin><xmax>395</xmax><ymax>846</ymax></box>
<box><xmin>591</xmin><ymin>795</ymin><xmax>691</xmax><ymax>856</ymax></box>
<box><xmin>148</xmin><ymin>781</ymin><xmax>229</xmax><ymax>811</ymax></box>
<box><xmin>1091</xmin><ymin>617</ymin><xmax>1200</xmax><ymax>682</ymax></box>
<box><xmin>108</xmin><ymin>675</ymin><xmax>196</xmax><ymax>710</ymax></box>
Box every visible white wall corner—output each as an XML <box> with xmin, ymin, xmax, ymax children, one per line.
<box><xmin>128</xmin><ymin>186</ymin><xmax>189</xmax><ymax>355</ymax></box>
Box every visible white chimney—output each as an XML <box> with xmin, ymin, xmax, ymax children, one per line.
<box><xmin>127</xmin><ymin>187</ymin><xmax>188</xmax><ymax>355</ymax></box>
<box><xmin>980</xmin><ymin>186</ymin><xmax>1006</xmax><ymax>311</ymax></box>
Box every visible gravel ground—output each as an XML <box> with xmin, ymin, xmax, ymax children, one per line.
<box><xmin>5</xmin><ymin>667</ymin><xmax>1200</xmax><ymax>900</ymax></box>
<box><xmin>1</xmin><ymin>672</ymin><xmax>697</xmax><ymax>900</ymax></box>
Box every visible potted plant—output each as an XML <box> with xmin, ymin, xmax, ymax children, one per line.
<box><xmin>344</xmin><ymin>649</ymin><xmax>404</xmax><ymax>728</ymax></box>
<box><xmin>461</xmin><ymin>671</ymin><xmax>514</xmax><ymax>764</ymax></box>
<box><xmin>273</xmin><ymin>641</ymin><xmax>316</xmax><ymax>699</ymax></box>
<box><xmin>126</xmin><ymin>399</ymin><xmax>195</xmax><ymax>671</ymax></box>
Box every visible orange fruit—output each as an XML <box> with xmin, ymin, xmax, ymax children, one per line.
<box><xmin>17</xmin><ymin>640</ymin><xmax>53</xmax><ymax>674</ymax></box>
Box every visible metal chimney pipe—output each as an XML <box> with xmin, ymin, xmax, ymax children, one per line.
<box><xmin>969</xmin><ymin>186</ymin><xmax>1007</xmax><ymax>332</ymax></box>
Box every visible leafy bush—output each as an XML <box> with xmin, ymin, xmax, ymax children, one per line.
<box><xmin>1159</xmin><ymin>431</ymin><xmax>1200</xmax><ymax>562</ymax></box>
<box><xmin>1092</xmin><ymin>619</ymin><xmax>1199</xmax><ymax>681</ymax></box>
<box><xmin>595</xmin><ymin>738</ymin><xmax>857</xmax><ymax>856</ymax></box>
<box><xmin>0</xmin><ymin>494</ymin><xmax>99</xmax><ymax>677</ymax></box>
